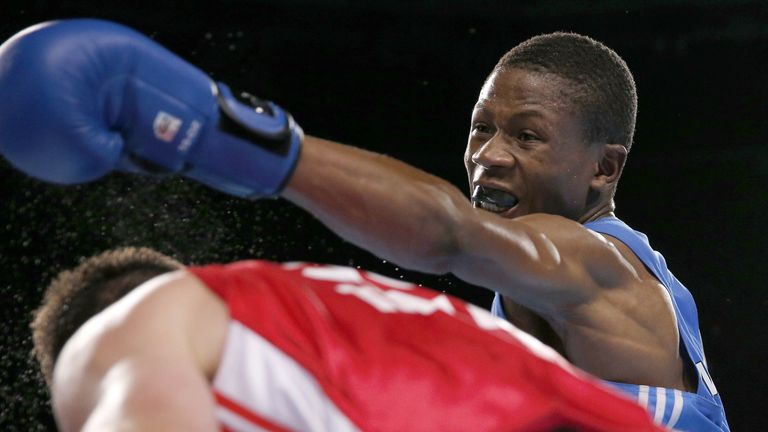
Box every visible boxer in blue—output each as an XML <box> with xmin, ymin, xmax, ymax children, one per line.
<box><xmin>0</xmin><ymin>19</ymin><xmax>729</xmax><ymax>430</ymax></box>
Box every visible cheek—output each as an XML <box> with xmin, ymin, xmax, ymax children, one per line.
<box><xmin>463</xmin><ymin>144</ymin><xmax>478</xmax><ymax>190</ymax></box>
<box><xmin>558</xmin><ymin>168</ymin><xmax>593</xmax><ymax>206</ymax></box>
<box><xmin>463</xmin><ymin>143</ymin><xmax>474</xmax><ymax>171</ymax></box>
<box><xmin>535</xmin><ymin>165</ymin><xmax>581</xmax><ymax>200</ymax></box>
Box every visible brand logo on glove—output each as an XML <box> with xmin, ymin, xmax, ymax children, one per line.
<box><xmin>153</xmin><ymin>111</ymin><xmax>183</xmax><ymax>143</ymax></box>
<box><xmin>179</xmin><ymin>120</ymin><xmax>202</xmax><ymax>152</ymax></box>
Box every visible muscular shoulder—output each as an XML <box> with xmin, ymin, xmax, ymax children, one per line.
<box><xmin>517</xmin><ymin>214</ymin><xmax>664</xmax><ymax>310</ymax></box>
<box><xmin>514</xmin><ymin>213</ymin><xmax>641</xmax><ymax>292</ymax></box>
<box><xmin>501</xmin><ymin>218</ymin><xmax>686</xmax><ymax>387</ymax></box>
<box><xmin>51</xmin><ymin>271</ymin><xmax>228</xmax><ymax>431</ymax></box>
<box><xmin>514</xmin><ymin>213</ymin><xmax>620</xmax><ymax>251</ymax></box>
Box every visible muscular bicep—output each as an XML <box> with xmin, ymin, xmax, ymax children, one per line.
<box><xmin>51</xmin><ymin>273</ymin><xmax>223</xmax><ymax>432</ymax></box>
<box><xmin>450</xmin><ymin>213</ymin><xmax>638</xmax><ymax>314</ymax></box>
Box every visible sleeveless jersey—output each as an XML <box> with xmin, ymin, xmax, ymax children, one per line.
<box><xmin>189</xmin><ymin>260</ymin><xmax>664</xmax><ymax>432</ymax></box>
<box><xmin>491</xmin><ymin>216</ymin><xmax>730</xmax><ymax>431</ymax></box>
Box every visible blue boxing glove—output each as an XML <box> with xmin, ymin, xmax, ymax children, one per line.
<box><xmin>0</xmin><ymin>19</ymin><xmax>302</xmax><ymax>198</ymax></box>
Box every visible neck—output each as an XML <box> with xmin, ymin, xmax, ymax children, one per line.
<box><xmin>578</xmin><ymin>199</ymin><xmax>616</xmax><ymax>224</ymax></box>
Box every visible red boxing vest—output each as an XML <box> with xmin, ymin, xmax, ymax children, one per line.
<box><xmin>188</xmin><ymin>260</ymin><xmax>664</xmax><ymax>432</ymax></box>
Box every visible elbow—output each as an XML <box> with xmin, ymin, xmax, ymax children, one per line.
<box><xmin>394</xmin><ymin>182</ymin><xmax>467</xmax><ymax>275</ymax></box>
<box><xmin>402</xmin><ymin>242</ymin><xmax>458</xmax><ymax>275</ymax></box>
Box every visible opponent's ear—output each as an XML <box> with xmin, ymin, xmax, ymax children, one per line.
<box><xmin>591</xmin><ymin>144</ymin><xmax>627</xmax><ymax>189</ymax></box>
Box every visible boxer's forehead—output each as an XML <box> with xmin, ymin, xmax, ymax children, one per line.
<box><xmin>476</xmin><ymin>68</ymin><xmax>576</xmax><ymax>116</ymax></box>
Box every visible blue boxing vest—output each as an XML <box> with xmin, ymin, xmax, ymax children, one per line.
<box><xmin>490</xmin><ymin>216</ymin><xmax>730</xmax><ymax>431</ymax></box>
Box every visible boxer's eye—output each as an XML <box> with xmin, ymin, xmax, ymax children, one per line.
<box><xmin>518</xmin><ymin>131</ymin><xmax>540</xmax><ymax>142</ymax></box>
<box><xmin>471</xmin><ymin>122</ymin><xmax>492</xmax><ymax>135</ymax></box>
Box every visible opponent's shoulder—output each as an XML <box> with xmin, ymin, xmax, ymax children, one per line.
<box><xmin>51</xmin><ymin>271</ymin><xmax>227</xmax><ymax>430</ymax></box>
<box><xmin>65</xmin><ymin>270</ymin><xmax>216</xmax><ymax>344</ymax></box>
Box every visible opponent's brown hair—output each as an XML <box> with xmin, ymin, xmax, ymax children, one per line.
<box><xmin>496</xmin><ymin>32</ymin><xmax>638</xmax><ymax>150</ymax></box>
<box><xmin>31</xmin><ymin>247</ymin><xmax>183</xmax><ymax>385</ymax></box>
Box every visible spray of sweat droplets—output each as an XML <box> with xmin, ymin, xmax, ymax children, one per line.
<box><xmin>0</xmin><ymin>158</ymin><xmax>485</xmax><ymax>430</ymax></box>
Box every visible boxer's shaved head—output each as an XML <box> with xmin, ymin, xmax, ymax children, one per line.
<box><xmin>495</xmin><ymin>32</ymin><xmax>637</xmax><ymax>150</ymax></box>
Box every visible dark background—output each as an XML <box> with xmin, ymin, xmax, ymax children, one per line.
<box><xmin>1</xmin><ymin>0</ymin><xmax>765</xmax><ymax>430</ymax></box>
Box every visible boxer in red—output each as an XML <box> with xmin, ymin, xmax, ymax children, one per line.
<box><xmin>33</xmin><ymin>247</ymin><xmax>663</xmax><ymax>431</ymax></box>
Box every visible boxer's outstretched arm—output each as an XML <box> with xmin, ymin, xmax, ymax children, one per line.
<box><xmin>285</xmin><ymin>137</ymin><xmax>635</xmax><ymax>314</ymax></box>
<box><xmin>0</xmin><ymin>20</ymin><xmax>634</xmax><ymax>315</ymax></box>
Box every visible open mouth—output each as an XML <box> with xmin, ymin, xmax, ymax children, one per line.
<box><xmin>471</xmin><ymin>185</ymin><xmax>519</xmax><ymax>213</ymax></box>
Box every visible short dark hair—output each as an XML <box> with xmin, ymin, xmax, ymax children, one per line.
<box><xmin>31</xmin><ymin>247</ymin><xmax>183</xmax><ymax>385</ymax></box>
<box><xmin>495</xmin><ymin>32</ymin><xmax>637</xmax><ymax>150</ymax></box>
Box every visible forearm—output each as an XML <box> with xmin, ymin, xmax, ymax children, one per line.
<box><xmin>284</xmin><ymin>136</ymin><xmax>469</xmax><ymax>273</ymax></box>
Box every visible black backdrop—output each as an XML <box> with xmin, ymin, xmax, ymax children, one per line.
<box><xmin>1</xmin><ymin>1</ymin><xmax>765</xmax><ymax>430</ymax></box>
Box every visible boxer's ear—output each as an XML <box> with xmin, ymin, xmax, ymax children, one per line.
<box><xmin>591</xmin><ymin>143</ymin><xmax>627</xmax><ymax>190</ymax></box>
